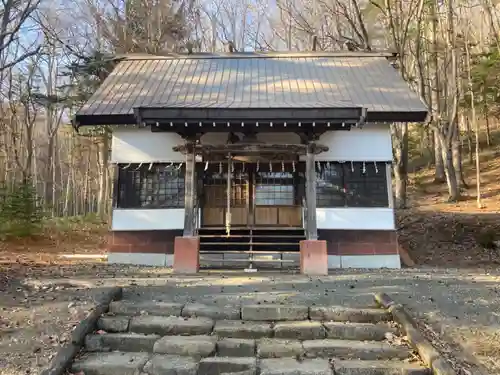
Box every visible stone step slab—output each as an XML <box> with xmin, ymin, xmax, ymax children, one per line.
<box><xmin>143</xmin><ymin>354</ymin><xmax>198</xmax><ymax>375</ymax></box>
<box><xmin>260</xmin><ymin>358</ymin><xmax>333</xmax><ymax>375</ymax></box>
<box><xmin>214</xmin><ymin>320</ymin><xmax>273</xmax><ymax>339</ymax></box>
<box><xmin>274</xmin><ymin>321</ymin><xmax>326</xmax><ymax>340</ymax></box>
<box><xmin>129</xmin><ymin>315</ymin><xmax>214</xmax><ymax>336</ymax></box>
<box><xmin>257</xmin><ymin>338</ymin><xmax>304</xmax><ymax>358</ymax></box>
<box><xmin>109</xmin><ymin>301</ymin><xmax>183</xmax><ymax>316</ymax></box>
<box><xmin>85</xmin><ymin>333</ymin><xmax>160</xmax><ymax>352</ymax></box>
<box><xmin>182</xmin><ymin>303</ymin><xmax>241</xmax><ymax>320</ymax></box>
<box><xmin>333</xmin><ymin>360</ymin><xmax>431</xmax><ymax>375</ymax></box>
<box><xmin>217</xmin><ymin>338</ymin><xmax>256</xmax><ymax>357</ymax></box>
<box><xmin>303</xmin><ymin>339</ymin><xmax>411</xmax><ymax>360</ymax></box>
<box><xmin>310</xmin><ymin>307</ymin><xmax>391</xmax><ymax>323</ymax></box>
<box><xmin>323</xmin><ymin>322</ymin><xmax>398</xmax><ymax>341</ymax></box>
<box><xmin>71</xmin><ymin>352</ymin><xmax>150</xmax><ymax>375</ymax></box>
<box><xmin>97</xmin><ymin>316</ymin><xmax>130</xmax><ymax>333</ymax></box>
<box><xmin>242</xmin><ymin>305</ymin><xmax>309</xmax><ymax>321</ymax></box>
<box><xmin>198</xmin><ymin>356</ymin><xmax>257</xmax><ymax>375</ymax></box>
<box><xmin>153</xmin><ymin>335</ymin><xmax>216</xmax><ymax>358</ymax></box>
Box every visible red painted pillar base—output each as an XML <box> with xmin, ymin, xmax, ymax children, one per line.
<box><xmin>173</xmin><ymin>236</ymin><xmax>200</xmax><ymax>273</ymax></box>
<box><xmin>300</xmin><ymin>240</ymin><xmax>328</xmax><ymax>276</ymax></box>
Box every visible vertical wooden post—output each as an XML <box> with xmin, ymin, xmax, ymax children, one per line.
<box><xmin>183</xmin><ymin>141</ymin><xmax>196</xmax><ymax>237</ymax></box>
<box><xmin>305</xmin><ymin>143</ymin><xmax>318</xmax><ymax>240</ymax></box>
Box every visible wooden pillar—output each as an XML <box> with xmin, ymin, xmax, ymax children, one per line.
<box><xmin>183</xmin><ymin>141</ymin><xmax>196</xmax><ymax>237</ymax></box>
<box><xmin>305</xmin><ymin>143</ymin><xmax>318</xmax><ymax>240</ymax></box>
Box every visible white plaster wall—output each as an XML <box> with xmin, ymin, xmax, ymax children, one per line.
<box><xmin>111</xmin><ymin>128</ymin><xmax>184</xmax><ymax>163</ymax></box>
<box><xmin>112</xmin><ymin>208</ymin><xmax>185</xmax><ymax>230</ymax></box>
<box><xmin>316</xmin><ymin>208</ymin><xmax>395</xmax><ymax>230</ymax></box>
<box><xmin>313</xmin><ymin>123</ymin><xmax>392</xmax><ymax>161</ymax></box>
<box><xmin>111</xmin><ymin>127</ymin><xmax>392</xmax><ymax>163</ymax></box>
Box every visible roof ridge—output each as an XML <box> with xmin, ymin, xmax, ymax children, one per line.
<box><xmin>116</xmin><ymin>51</ymin><xmax>397</xmax><ymax>61</ymax></box>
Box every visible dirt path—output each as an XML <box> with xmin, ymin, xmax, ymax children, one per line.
<box><xmin>1</xmin><ymin>257</ymin><xmax>499</xmax><ymax>375</ymax></box>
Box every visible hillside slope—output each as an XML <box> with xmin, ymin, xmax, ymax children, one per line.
<box><xmin>400</xmin><ymin>136</ymin><xmax>500</xmax><ymax>267</ymax></box>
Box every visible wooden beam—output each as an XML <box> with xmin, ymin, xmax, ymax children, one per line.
<box><xmin>183</xmin><ymin>141</ymin><xmax>197</xmax><ymax>236</ymax></box>
<box><xmin>305</xmin><ymin>143</ymin><xmax>318</xmax><ymax>240</ymax></box>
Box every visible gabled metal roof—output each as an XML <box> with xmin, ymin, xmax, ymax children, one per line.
<box><xmin>75</xmin><ymin>52</ymin><xmax>428</xmax><ymax>126</ymax></box>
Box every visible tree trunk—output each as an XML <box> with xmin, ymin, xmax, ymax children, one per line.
<box><xmin>97</xmin><ymin>129</ymin><xmax>110</xmax><ymax>219</ymax></box>
<box><xmin>484</xmin><ymin>113</ymin><xmax>492</xmax><ymax>146</ymax></box>
<box><xmin>439</xmin><ymin>133</ymin><xmax>460</xmax><ymax>201</ymax></box>
<box><xmin>434</xmin><ymin>129</ymin><xmax>446</xmax><ymax>182</ymax></box>
<box><xmin>452</xmin><ymin>122</ymin><xmax>467</xmax><ymax>188</ymax></box>
<box><xmin>391</xmin><ymin>123</ymin><xmax>408</xmax><ymax>208</ymax></box>
<box><xmin>464</xmin><ymin>114</ymin><xmax>473</xmax><ymax>164</ymax></box>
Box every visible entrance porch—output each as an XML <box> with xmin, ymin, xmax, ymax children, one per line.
<box><xmin>174</xmin><ymin>141</ymin><xmax>329</xmax><ymax>273</ymax></box>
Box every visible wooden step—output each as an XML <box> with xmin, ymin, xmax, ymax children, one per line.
<box><xmin>200</xmin><ymin>258</ymin><xmax>296</xmax><ymax>263</ymax></box>
<box><xmin>200</xmin><ymin>250</ymin><xmax>300</xmax><ymax>254</ymax></box>
<box><xmin>199</xmin><ymin>227</ymin><xmax>303</xmax><ymax>231</ymax></box>
<box><xmin>199</xmin><ymin>234</ymin><xmax>304</xmax><ymax>238</ymax></box>
<box><xmin>200</xmin><ymin>242</ymin><xmax>300</xmax><ymax>246</ymax></box>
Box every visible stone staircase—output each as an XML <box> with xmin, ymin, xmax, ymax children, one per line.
<box><xmin>71</xmin><ymin>301</ymin><xmax>430</xmax><ymax>375</ymax></box>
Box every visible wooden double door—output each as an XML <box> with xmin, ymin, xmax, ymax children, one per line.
<box><xmin>201</xmin><ymin>162</ymin><xmax>303</xmax><ymax>228</ymax></box>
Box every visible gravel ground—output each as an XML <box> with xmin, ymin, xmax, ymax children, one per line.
<box><xmin>1</xmin><ymin>261</ymin><xmax>499</xmax><ymax>375</ymax></box>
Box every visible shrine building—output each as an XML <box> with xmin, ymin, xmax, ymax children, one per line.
<box><xmin>73</xmin><ymin>52</ymin><xmax>428</xmax><ymax>274</ymax></box>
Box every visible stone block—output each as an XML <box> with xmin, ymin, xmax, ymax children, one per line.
<box><xmin>109</xmin><ymin>301</ymin><xmax>183</xmax><ymax>317</ymax></box>
<box><xmin>302</xmin><ymin>339</ymin><xmax>411</xmax><ymax>360</ymax></box>
<box><xmin>309</xmin><ymin>307</ymin><xmax>391</xmax><ymax>323</ymax></box>
<box><xmin>85</xmin><ymin>333</ymin><xmax>160</xmax><ymax>352</ymax></box>
<box><xmin>153</xmin><ymin>335</ymin><xmax>216</xmax><ymax>358</ymax></box>
<box><xmin>241</xmin><ymin>305</ymin><xmax>308</xmax><ymax>321</ymax></box>
<box><xmin>333</xmin><ymin>360</ymin><xmax>430</xmax><ymax>375</ymax></box>
<box><xmin>198</xmin><ymin>357</ymin><xmax>257</xmax><ymax>375</ymax></box>
<box><xmin>71</xmin><ymin>352</ymin><xmax>150</xmax><ymax>375</ymax></box>
<box><xmin>217</xmin><ymin>338</ymin><xmax>256</xmax><ymax>357</ymax></box>
<box><xmin>324</xmin><ymin>322</ymin><xmax>397</xmax><ymax>341</ymax></box>
<box><xmin>129</xmin><ymin>316</ymin><xmax>214</xmax><ymax>336</ymax></box>
<box><xmin>260</xmin><ymin>358</ymin><xmax>333</xmax><ymax>375</ymax></box>
<box><xmin>274</xmin><ymin>321</ymin><xmax>326</xmax><ymax>340</ymax></box>
<box><xmin>174</xmin><ymin>236</ymin><xmax>200</xmax><ymax>273</ymax></box>
<box><xmin>97</xmin><ymin>316</ymin><xmax>130</xmax><ymax>332</ymax></box>
<box><xmin>182</xmin><ymin>303</ymin><xmax>241</xmax><ymax>320</ymax></box>
<box><xmin>143</xmin><ymin>354</ymin><xmax>198</xmax><ymax>375</ymax></box>
<box><xmin>257</xmin><ymin>339</ymin><xmax>304</xmax><ymax>358</ymax></box>
<box><xmin>300</xmin><ymin>240</ymin><xmax>328</xmax><ymax>276</ymax></box>
<box><xmin>214</xmin><ymin>320</ymin><xmax>273</xmax><ymax>339</ymax></box>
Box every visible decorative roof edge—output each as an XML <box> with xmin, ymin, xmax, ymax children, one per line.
<box><xmin>113</xmin><ymin>51</ymin><xmax>398</xmax><ymax>61</ymax></box>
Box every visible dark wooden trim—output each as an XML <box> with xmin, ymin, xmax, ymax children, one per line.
<box><xmin>112</xmin><ymin>164</ymin><xmax>119</xmax><ymax>209</ymax></box>
<box><xmin>136</xmin><ymin>106</ymin><xmax>365</xmax><ymax>122</ymax></box>
<box><xmin>305</xmin><ymin>144</ymin><xmax>318</xmax><ymax>240</ymax></box>
<box><xmin>74</xmin><ymin>112</ymin><xmax>427</xmax><ymax>128</ymax></box>
<box><xmin>183</xmin><ymin>142</ymin><xmax>196</xmax><ymax>236</ymax></box>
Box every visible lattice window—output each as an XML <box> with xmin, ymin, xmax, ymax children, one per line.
<box><xmin>316</xmin><ymin>162</ymin><xmax>389</xmax><ymax>208</ymax></box>
<box><xmin>255</xmin><ymin>170</ymin><xmax>299</xmax><ymax>206</ymax></box>
<box><xmin>203</xmin><ymin>162</ymin><xmax>249</xmax><ymax>208</ymax></box>
<box><xmin>117</xmin><ymin>164</ymin><xmax>185</xmax><ymax>208</ymax></box>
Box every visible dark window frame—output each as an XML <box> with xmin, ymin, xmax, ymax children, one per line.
<box><xmin>316</xmin><ymin>161</ymin><xmax>389</xmax><ymax>208</ymax></box>
<box><xmin>116</xmin><ymin>163</ymin><xmax>185</xmax><ymax>209</ymax></box>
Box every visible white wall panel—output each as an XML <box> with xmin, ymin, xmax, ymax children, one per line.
<box><xmin>312</xmin><ymin>124</ymin><xmax>392</xmax><ymax>161</ymax></box>
<box><xmin>316</xmin><ymin>208</ymin><xmax>395</xmax><ymax>230</ymax></box>
<box><xmin>112</xmin><ymin>208</ymin><xmax>185</xmax><ymax>230</ymax></box>
<box><xmin>111</xmin><ymin>128</ymin><xmax>184</xmax><ymax>163</ymax></box>
<box><xmin>111</xmin><ymin>127</ymin><xmax>391</xmax><ymax>163</ymax></box>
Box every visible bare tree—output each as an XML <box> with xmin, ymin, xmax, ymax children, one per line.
<box><xmin>0</xmin><ymin>0</ymin><xmax>42</xmax><ymax>72</ymax></box>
